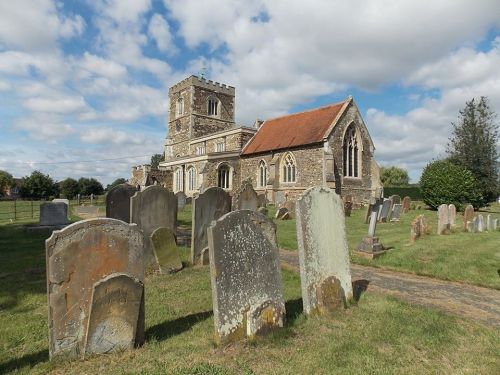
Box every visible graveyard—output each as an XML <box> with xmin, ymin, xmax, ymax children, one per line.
<box><xmin>0</xmin><ymin>193</ymin><xmax>499</xmax><ymax>374</ymax></box>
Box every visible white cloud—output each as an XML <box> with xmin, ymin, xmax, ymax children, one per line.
<box><xmin>0</xmin><ymin>80</ymin><xmax>10</xmax><ymax>91</ymax></box>
<box><xmin>23</xmin><ymin>96</ymin><xmax>89</xmax><ymax>114</ymax></box>
<box><xmin>80</xmin><ymin>127</ymin><xmax>147</xmax><ymax>145</ymax></box>
<box><xmin>76</xmin><ymin>52</ymin><xmax>128</xmax><ymax>80</ymax></box>
<box><xmin>15</xmin><ymin>117</ymin><xmax>75</xmax><ymax>142</ymax></box>
<box><xmin>148</xmin><ymin>13</ymin><xmax>176</xmax><ymax>54</ymax></box>
<box><xmin>59</xmin><ymin>14</ymin><xmax>86</xmax><ymax>39</ymax></box>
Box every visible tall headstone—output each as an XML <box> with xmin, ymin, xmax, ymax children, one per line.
<box><xmin>46</xmin><ymin>218</ymin><xmax>144</xmax><ymax>359</ymax></box>
<box><xmin>477</xmin><ymin>215</ymin><xmax>485</xmax><ymax>232</ymax></box>
<box><xmin>390</xmin><ymin>204</ymin><xmax>402</xmax><ymax>222</ymax></box>
<box><xmin>150</xmin><ymin>227</ymin><xmax>182</xmax><ymax>274</ymax></box>
<box><xmin>448</xmin><ymin>204</ymin><xmax>456</xmax><ymax>227</ymax></box>
<box><xmin>208</xmin><ymin>210</ymin><xmax>284</xmax><ymax>344</ymax></box>
<box><xmin>40</xmin><ymin>202</ymin><xmax>69</xmax><ymax>226</ymax></box>
<box><xmin>191</xmin><ymin>187</ymin><xmax>231</xmax><ymax>265</ymax></box>
<box><xmin>486</xmin><ymin>214</ymin><xmax>494</xmax><ymax>231</ymax></box>
<box><xmin>130</xmin><ymin>185</ymin><xmax>177</xmax><ymax>267</ymax></box>
<box><xmin>378</xmin><ymin>199</ymin><xmax>392</xmax><ymax>222</ymax></box>
<box><xmin>176</xmin><ymin>191</ymin><xmax>187</xmax><ymax>211</ymax></box>
<box><xmin>463</xmin><ymin>204</ymin><xmax>474</xmax><ymax>231</ymax></box>
<box><xmin>106</xmin><ymin>184</ymin><xmax>137</xmax><ymax>223</ymax></box>
<box><xmin>233</xmin><ymin>180</ymin><xmax>259</xmax><ymax>211</ymax></box>
<box><xmin>296</xmin><ymin>187</ymin><xmax>353</xmax><ymax>315</ymax></box>
<box><xmin>437</xmin><ymin>204</ymin><xmax>450</xmax><ymax>235</ymax></box>
<box><xmin>402</xmin><ymin>196</ymin><xmax>411</xmax><ymax>214</ymax></box>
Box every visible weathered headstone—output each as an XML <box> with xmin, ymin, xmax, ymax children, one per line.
<box><xmin>275</xmin><ymin>207</ymin><xmax>289</xmax><ymax>219</ymax></box>
<box><xmin>390</xmin><ymin>204</ymin><xmax>402</xmax><ymax>222</ymax></box>
<box><xmin>208</xmin><ymin>210</ymin><xmax>284</xmax><ymax>343</ymax></box>
<box><xmin>466</xmin><ymin>220</ymin><xmax>475</xmax><ymax>233</ymax></box>
<box><xmin>494</xmin><ymin>218</ymin><xmax>499</xmax><ymax>231</ymax></box>
<box><xmin>448</xmin><ymin>204</ymin><xmax>456</xmax><ymax>227</ymax></box>
<box><xmin>471</xmin><ymin>217</ymin><xmax>478</xmax><ymax>233</ymax></box>
<box><xmin>85</xmin><ymin>273</ymin><xmax>143</xmax><ymax>356</ymax></box>
<box><xmin>257</xmin><ymin>193</ymin><xmax>267</xmax><ymax>208</ymax></box>
<box><xmin>390</xmin><ymin>195</ymin><xmax>401</xmax><ymax>205</ymax></box>
<box><xmin>106</xmin><ymin>184</ymin><xmax>137</xmax><ymax>223</ymax></box>
<box><xmin>233</xmin><ymin>180</ymin><xmax>258</xmax><ymax>211</ymax></box>
<box><xmin>378</xmin><ymin>199</ymin><xmax>392</xmax><ymax>222</ymax></box>
<box><xmin>130</xmin><ymin>185</ymin><xmax>177</xmax><ymax>267</ymax></box>
<box><xmin>410</xmin><ymin>214</ymin><xmax>428</xmax><ymax>242</ymax></box>
<box><xmin>486</xmin><ymin>214</ymin><xmax>494</xmax><ymax>231</ymax></box>
<box><xmin>46</xmin><ymin>218</ymin><xmax>144</xmax><ymax>359</ymax></box>
<box><xmin>343</xmin><ymin>201</ymin><xmax>353</xmax><ymax>217</ymax></box>
<box><xmin>477</xmin><ymin>215</ymin><xmax>485</xmax><ymax>232</ymax></box>
<box><xmin>402</xmin><ymin>196</ymin><xmax>411</xmax><ymax>213</ymax></box>
<box><xmin>463</xmin><ymin>204</ymin><xmax>474</xmax><ymax>231</ymax></box>
<box><xmin>176</xmin><ymin>191</ymin><xmax>187</xmax><ymax>211</ymax></box>
<box><xmin>150</xmin><ymin>227</ymin><xmax>182</xmax><ymax>274</ymax></box>
<box><xmin>40</xmin><ymin>202</ymin><xmax>69</xmax><ymax>226</ymax></box>
<box><xmin>296</xmin><ymin>187</ymin><xmax>353</xmax><ymax>315</ymax></box>
<box><xmin>437</xmin><ymin>204</ymin><xmax>450</xmax><ymax>235</ymax></box>
<box><xmin>357</xmin><ymin>211</ymin><xmax>384</xmax><ymax>257</ymax></box>
<box><xmin>53</xmin><ymin>199</ymin><xmax>70</xmax><ymax>219</ymax></box>
<box><xmin>282</xmin><ymin>200</ymin><xmax>296</xmax><ymax>218</ymax></box>
<box><xmin>191</xmin><ymin>187</ymin><xmax>231</xmax><ymax>265</ymax></box>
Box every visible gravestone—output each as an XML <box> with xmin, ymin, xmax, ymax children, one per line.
<box><xmin>191</xmin><ymin>187</ymin><xmax>231</xmax><ymax>265</ymax></box>
<box><xmin>282</xmin><ymin>200</ymin><xmax>296</xmax><ymax>219</ymax></box>
<box><xmin>463</xmin><ymin>204</ymin><xmax>474</xmax><ymax>231</ymax></box>
<box><xmin>390</xmin><ymin>195</ymin><xmax>401</xmax><ymax>205</ymax></box>
<box><xmin>201</xmin><ymin>247</ymin><xmax>210</xmax><ymax>265</ymax></box>
<box><xmin>40</xmin><ymin>202</ymin><xmax>69</xmax><ymax>226</ymax></box>
<box><xmin>233</xmin><ymin>180</ymin><xmax>258</xmax><ymax>211</ymax></box>
<box><xmin>448</xmin><ymin>204</ymin><xmax>456</xmax><ymax>227</ymax></box>
<box><xmin>477</xmin><ymin>215</ymin><xmax>485</xmax><ymax>232</ymax></box>
<box><xmin>257</xmin><ymin>193</ymin><xmax>267</xmax><ymax>208</ymax></box>
<box><xmin>356</xmin><ymin>211</ymin><xmax>384</xmax><ymax>257</ymax></box>
<box><xmin>296</xmin><ymin>187</ymin><xmax>353</xmax><ymax>315</ymax></box>
<box><xmin>176</xmin><ymin>191</ymin><xmax>187</xmax><ymax>211</ymax></box>
<box><xmin>390</xmin><ymin>204</ymin><xmax>402</xmax><ymax>222</ymax></box>
<box><xmin>46</xmin><ymin>218</ymin><xmax>144</xmax><ymax>359</ymax></box>
<box><xmin>106</xmin><ymin>184</ymin><xmax>137</xmax><ymax>223</ymax></box>
<box><xmin>378</xmin><ymin>199</ymin><xmax>392</xmax><ymax>222</ymax></box>
<box><xmin>275</xmin><ymin>191</ymin><xmax>285</xmax><ymax>205</ymax></box>
<box><xmin>466</xmin><ymin>220</ymin><xmax>475</xmax><ymax>233</ymax></box>
<box><xmin>402</xmin><ymin>196</ymin><xmax>411</xmax><ymax>213</ymax></box>
<box><xmin>343</xmin><ymin>201</ymin><xmax>353</xmax><ymax>217</ymax></box>
<box><xmin>364</xmin><ymin>197</ymin><xmax>382</xmax><ymax>224</ymax></box>
<box><xmin>471</xmin><ymin>217</ymin><xmax>478</xmax><ymax>233</ymax></box>
<box><xmin>437</xmin><ymin>204</ymin><xmax>450</xmax><ymax>235</ymax></box>
<box><xmin>85</xmin><ymin>273</ymin><xmax>143</xmax><ymax>356</ymax></box>
<box><xmin>494</xmin><ymin>219</ymin><xmax>499</xmax><ymax>231</ymax></box>
<box><xmin>410</xmin><ymin>215</ymin><xmax>428</xmax><ymax>242</ymax></box>
<box><xmin>208</xmin><ymin>210</ymin><xmax>284</xmax><ymax>343</ymax></box>
<box><xmin>150</xmin><ymin>227</ymin><xmax>182</xmax><ymax>274</ymax></box>
<box><xmin>486</xmin><ymin>215</ymin><xmax>494</xmax><ymax>231</ymax></box>
<box><xmin>130</xmin><ymin>185</ymin><xmax>177</xmax><ymax>267</ymax></box>
<box><xmin>53</xmin><ymin>199</ymin><xmax>70</xmax><ymax>219</ymax></box>
<box><xmin>275</xmin><ymin>207</ymin><xmax>289</xmax><ymax>219</ymax></box>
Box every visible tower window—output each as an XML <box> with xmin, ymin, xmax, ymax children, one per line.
<box><xmin>208</xmin><ymin>97</ymin><xmax>219</xmax><ymax>116</ymax></box>
<box><xmin>176</xmin><ymin>98</ymin><xmax>184</xmax><ymax>117</ymax></box>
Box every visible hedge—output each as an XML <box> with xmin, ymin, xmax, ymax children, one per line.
<box><xmin>383</xmin><ymin>185</ymin><xmax>422</xmax><ymax>200</ymax></box>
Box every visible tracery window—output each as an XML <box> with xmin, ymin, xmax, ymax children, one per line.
<box><xmin>174</xmin><ymin>167</ymin><xmax>184</xmax><ymax>192</ymax></box>
<box><xmin>187</xmin><ymin>166</ymin><xmax>197</xmax><ymax>191</ymax></box>
<box><xmin>343</xmin><ymin>125</ymin><xmax>359</xmax><ymax>177</ymax></box>
<box><xmin>258</xmin><ymin>160</ymin><xmax>268</xmax><ymax>187</ymax></box>
<box><xmin>282</xmin><ymin>153</ymin><xmax>296</xmax><ymax>183</ymax></box>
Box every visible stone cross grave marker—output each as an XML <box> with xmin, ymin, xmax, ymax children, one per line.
<box><xmin>402</xmin><ymin>196</ymin><xmax>411</xmax><ymax>214</ymax></box>
<box><xmin>448</xmin><ymin>204</ymin><xmax>456</xmax><ymax>227</ymax></box>
<box><xmin>106</xmin><ymin>183</ymin><xmax>137</xmax><ymax>223</ymax></box>
<box><xmin>233</xmin><ymin>180</ymin><xmax>259</xmax><ymax>211</ymax></box>
<box><xmin>191</xmin><ymin>187</ymin><xmax>231</xmax><ymax>265</ymax></box>
<box><xmin>378</xmin><ymin>199</ymin><xmax>392</xmax><ymax>222</ymax></box>
<box><xmin>176</xmin><ymin>191</ymin><xmax>187</xmax><ymax>211</ymax></box>
<box><xmin>364</xmin><ymin>197</ymin><xmax>382</xmax><ymax>224</ymax></box>
<box><xmin>208</xmin><ymin>210</ymin><xmax>284</xmax><ymax>344</ymax></box>
<box><xmin>40</xmin><ymin>202</ymin><xmax>69</xmax><ymax>226</ymax></box>
<box><xmin>46</xmin><ymin>218</ymin><xmax>144</xmax><ymax>359</ymax></box>
<box><xmin>296</xmin><ymin>187</ymin><xmax>353</xmax><ymax>315</ymax></box>
<box><xmin>150</xmin><ymin>227</ymin><xmax>182</xmax><ymax>274</ymax></box>
<box><xmin>390</xmin><ymin>204</ymin><xmax>402</xmax><ymax>222</ymax></box>
<box><xmin>463</xmin><ymin>204</ymin><xmax>474</xmax><ymax>231</ymax></box>
<box><xmin>357</xmin><ymin>211</ymin><xmax>384</xmax><ymax>257</ymax></box>
<box><xmin>437</xmin><ymin>204</ymin><xmax>450</xmax><ymax>235</ymax></box>
<box><xmin>130</xmin><ymin>185</ymin><xmax>177</xmax><ymax>267</ymax></box>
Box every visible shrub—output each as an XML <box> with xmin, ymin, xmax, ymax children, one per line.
<box><xmin>383</xmin><ymin>185</ymin><xmax>422</xmax><ymax>200</ymax></box>
<box><xmin>419</xmin><ymin>160</ymin><xmax>482</xmax><ymax>210</ymax></box>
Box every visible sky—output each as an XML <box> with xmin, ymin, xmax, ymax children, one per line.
<box><xmin>0</xmin><ymin>0</ymin><xmax>499</xmax><ymax>185</ymax></box>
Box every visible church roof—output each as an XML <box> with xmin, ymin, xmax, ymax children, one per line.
<box><xmin>241</xmin><ymin>97</ymin><xmax>351</xmax><ymax>155</ymax></box>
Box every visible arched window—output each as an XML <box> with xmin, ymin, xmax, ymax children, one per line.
<box><xmin>176</xmin><ymin>98</ymin><xmax>184</xmax><ymax>117</ymax></box>
<box><xmin>207</xmin><ymin>97</ymin><xmax>219</xmax><ymax>116</ymax></box>
<box><xmin>187</xmin><ymin>166</ymin><xmax>197</xmax><ymax>192</ymax></box>
<box><xmin>217</xmin><ymin>164</ymin><xmax>230</xmax><ymax>189</ymax></box>
<box><xmin>282</xmin><ymin>153</ymin><xmax>296</xmax><ymax>183</ymax></box>
<box><xmin>258</xmin><ymin>160</ymin><xmax>268</xmax><ymax>187</ymax></box>
<box><xmin>174</xmin><ymin>167</ymin><xmax>184</xmax><ymax>192</ymax></box>
<box><xmin>343</xmin><ymin>125</ymin><xmax>359</xmax><ymax>178</ymax></box>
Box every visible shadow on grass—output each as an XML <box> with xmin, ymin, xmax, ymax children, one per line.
<box><xmin>0</xmin><ymin>349</ymin><xmax>48</xmax><ymax>374</ymax></box>
<box><xmin>352</xmin><ymin>279</ymin><xmax>370</xmax><ymax>302</ymax></box>
<box><xmin>285</xmin><ymin>298</ymin><xmax>303</xmax><ymax>325</ymax></box>
<box><xmin>145</xmin><ymin>310</ymin><xmax>213</xmax><ymax>341</ymax></box>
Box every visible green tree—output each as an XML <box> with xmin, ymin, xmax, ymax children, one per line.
<box><xmin>19</xmin><ymin>170</ymin><xmax>58</xmax><ymax>199</ymax></box>
<box><xmin>78</xmin><ymin>177</ymin><xmax>104</xmax><ymax>196</ymax></box>
<box><xmin>105</xmin><ymin>178</ymin><xmax>127</xmax><ymax>191</ymax></box>
<box><xmin>380</xmin><ymin>166</ymin><xmax>410</xmax><ymax>186</ymax></box>
<box><xmin>419</xmin><ymin>160</ymin><xmax>482</xmax><ymax>210</ymax></box>
<box><xmin>447</xmin><ymin>97</ymin><xmax>499</xmax><ymax>203</ymax></box>
<box><xmin>0</xmin><ymin>170</ymin><xmax>14</xmax><ymax>197</ymax></box>
<box><xmin>59</xmin><ymin>178</ymin><xmax>79</xmax><ymax>199</ymax></box>
<box><xmin>150</xmin><ymin>153</ymin><xmax>164</xmax><ymax>169</ymax></box>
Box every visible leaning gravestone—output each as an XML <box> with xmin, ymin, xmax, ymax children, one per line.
<box><xmin>40</xmin><ymin>202</ymin><xmax>69</xmax><ymax>226</ymax></box>
<box><xmin>233</xmin><ymin>180</ymin><xmax>259</xmax><ymax>211</ymax></box>
<box><xmin>275</xmin><ymin>207</ymin><xmax>289</xmax><ymax>220</ymax></box>
<box><xmin>402</xmin><ymin>196</ymin><xmax>411</xmax><ymax>213</ymax></box>
<box><xmin>106</xmin><ymin>183</ymin><xmax>137</xmax><ymax>222</ymax></box>
<box><xmin>378</xmin><ymin>199</ymin><xmax>392</xmax><ymax>222</ymax></box>
<box><xmin>390</xmin><ymin>204</ymin><xmax>402</xmax><ymax>222</ymax></box>
<box><xmin>296</xmin><ymin>187</ymin><xmax>353</xmax><ymax>315</ymax></box>
<box><xmin>176</xmin><ymin>191</ymin><xmax>187</xmax><ymax>211</ymax></box>
<box><xmin>46</xmin><ymin>218</ymin><xmax>144</xmax><ymax>359</ymax></box>
<box><xmin>150</xmin><ymin>227</ymin><xmax>182</xmax><ymax>274</ymax></box>
<box><xmin>208</xmin><ymin>210</ymin><xmax>284</xmax><ymax>344</ymax></box>
<box><xmin>191</xmin><ymin>187</ymin><xmax>231</xmax><ymax>265</ymax></box>
<box><xmin>130</xmin><ymin>185</ymin><xmax>177</xmax><ymax>267</ymax></box>
<box><xmin>463</xmin><ymin>204</ymin><xmax>474</xmax><ymax>231</ymax></box>
<box><xmin>390</xmin><ymin>195</ymin><xmax>401</xmax><ymax>205</ymax></box>
<box><xmin>357</xmin><ymin>211</ymin><xmax>384</xmax><ymax>257</ymax></box>
<box><xmin>437</xmin><ymin>204</ymin><xmax>450</xmax><ymax>235</ymax></box>
<box><xmin>448</xmin><ymin>204</ymin><xmax>456</xmax><ymax>227</ymax></box>
<box><xmin>364</xmin><ymin>197</ymin><xmax>382</xmax><ymax>224</ymax></box>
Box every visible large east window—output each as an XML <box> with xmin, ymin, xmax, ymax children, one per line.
<box><xmin>343</xmin><ymin>125</ymin><xmax>359</xmax><ymax>178</ymax></box>
<box><xmin>282</xmin><ymin>153</ymin><xmax>296</xmax><ymax>183</ymax></box>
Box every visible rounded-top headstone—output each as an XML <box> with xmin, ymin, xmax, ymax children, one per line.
<box><xmin>106</xmin><ymin>183</ymin><xmax>137</xmax><ymax>222</ymax></box>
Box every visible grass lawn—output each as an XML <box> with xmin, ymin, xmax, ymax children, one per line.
<box><xmin>0</xmin><ymin>223</ymin><xmax>499</xmax><ymax>374</ymax></box>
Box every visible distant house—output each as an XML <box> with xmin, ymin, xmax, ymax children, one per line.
<box><xmin>1</xmin><ymin>178</ymin><xmax>22</xmax><ymax>199</ymax></box>
<box><xmin>132</xmin><ymin>75</ymin><xmax>382</xmax><ymax>205</ymax></box>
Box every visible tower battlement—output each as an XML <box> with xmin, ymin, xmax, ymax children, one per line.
<box><xmin>169</xmin><ymin>75</ymin><xmax>235</xmax><ymax>95</ymax></box>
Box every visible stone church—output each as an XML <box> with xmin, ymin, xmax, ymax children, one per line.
<box><xmin>131</xmin><ymin>75</ymin><xmax>381</xmax><ymax>205</ymax></box>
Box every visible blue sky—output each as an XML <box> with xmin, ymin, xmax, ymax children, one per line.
<box><xmin>1</xmin><ymin>0</ymin><xmax>499</xmax><ymax>185</ymax></box>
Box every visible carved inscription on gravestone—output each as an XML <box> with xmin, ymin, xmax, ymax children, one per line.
<box><xmin>106</xmin><ymin>184</ymin><xmax>137</xmax><ymax>222</ymax></box>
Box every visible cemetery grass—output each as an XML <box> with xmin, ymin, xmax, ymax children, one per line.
<box><xmin>0</xmin><ymin>224</ymin><xmax>499</xmax><ymax>374</ymax></box>
<box><xmin>269</xmin><ymin>205</ymin><xmax>500</xmax><ymax>290</ymax></box>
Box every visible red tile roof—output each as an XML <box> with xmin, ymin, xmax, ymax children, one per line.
<box><xmin>241</xmin><ymin>98</ymin><xmax>350</xmax><ymax>155</ymax></box>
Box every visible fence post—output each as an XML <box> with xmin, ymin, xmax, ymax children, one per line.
<box><xmin>31</xmin><ymin>200</ymin><xmax>34</xmax><ymax>219</ymax></box>
<box><xmin>13</xmin><ymin>200</ymin><xmax>17</xmax><ymax>220</ymax></box>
